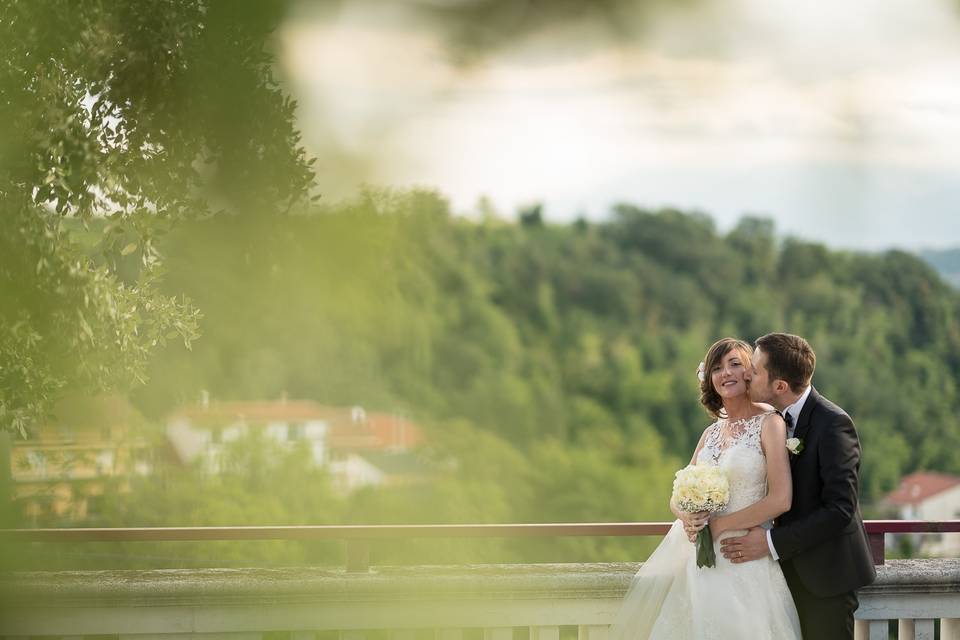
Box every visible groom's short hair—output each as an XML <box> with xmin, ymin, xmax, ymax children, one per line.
<box><xmin>755</xmin><ymin>332</ymin><xmax>816</xmax><ymax>393</ymax></box>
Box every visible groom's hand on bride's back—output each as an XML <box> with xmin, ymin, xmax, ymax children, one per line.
<box><xmin>719</xmin><ymin>527</ymin><xmax>770</xmax><ymax>563</ymax></box>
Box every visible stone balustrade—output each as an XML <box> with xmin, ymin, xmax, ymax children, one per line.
<box><xmin>2</xmin><ymin>559</ymin><xmax>958</xmax><ymax>640</ymax></box>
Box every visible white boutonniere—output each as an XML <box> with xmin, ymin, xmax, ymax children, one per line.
<box><xmin>786</xmin><ymin>438</ymin><xmax>804</xmax><ymax>455</ymax></box>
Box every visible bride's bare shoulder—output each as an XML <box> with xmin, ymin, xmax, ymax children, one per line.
<box><xmin>753</xmin><ymin>404</ymin><xmax>786</xmax><ymax>430</ymax></box>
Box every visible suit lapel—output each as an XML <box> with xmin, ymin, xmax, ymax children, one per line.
<box><xmin>789</xmin><ymin>386</ymin><xmax>818</xmax><ymax>467</ymax></box>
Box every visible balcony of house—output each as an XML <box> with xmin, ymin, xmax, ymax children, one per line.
<box><xmin>1</xmin><ymin>522</ymin><xmax>959</xmax><ymax>640</ymax></box>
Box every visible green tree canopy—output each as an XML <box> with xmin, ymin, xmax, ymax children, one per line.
<box><xmin>0</xmin><ymin>0</ymin><xmax>314</xmax><ymax>435</ymax></box>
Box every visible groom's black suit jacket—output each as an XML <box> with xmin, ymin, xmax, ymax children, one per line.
<box><xmin>770</xmin><ymin>387</ymin><xmax>876</xmax><ymax>597</ymax></box>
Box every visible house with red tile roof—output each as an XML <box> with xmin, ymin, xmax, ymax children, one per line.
<box><xmin>167</xmin><ymin>398</ymin><xmax>334</xmax><ymax>472</ymax></box>
<box><xmin>883</xmin><ymin>471</ymin><xmax>960</xmax><ymax>556</ymax></box>
<box><xmin>166</xmin><ymin>396</ymin><xmax>429</xmax><ymax>493</ymax></box>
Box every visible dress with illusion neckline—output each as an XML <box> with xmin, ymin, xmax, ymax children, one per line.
<box><xmin>609</xmin><ymin>411</ymin><xmax>802</xmax><ymax>640</ymax></box>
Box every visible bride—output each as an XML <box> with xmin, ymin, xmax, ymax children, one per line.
<box><xmin>610</xmin><ymin>338</ymin><xmax>802</xmax><ymax>639</ymax></box>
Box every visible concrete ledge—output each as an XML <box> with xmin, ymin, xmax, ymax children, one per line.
<box><xmin>860</xmin><ymin>559</ymin><xmax>960</xmax><ymax>594</ymax></box>
<box><xmin>2</xmin><ymin>559</ymin><xmax>958</xmax><ymax>607</ymax></box>
<box><xmin>2</xmin><ymin>560</ymin><xmax>959</xmax><ymax>635</ymax></box>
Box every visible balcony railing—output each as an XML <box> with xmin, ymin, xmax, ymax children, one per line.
<box><xmin>5</xmin><ymin>520</ymin><xmax>958</xmax><ymax>569</ymax></box>
<box><xmin>1</xmin><ymin>521</ymin><xmax>958</xmax><ymax>640</ymax></box>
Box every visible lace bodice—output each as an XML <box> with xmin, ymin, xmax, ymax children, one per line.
<box><xmin>696</xmin><ymin>411</ymin><xmax>774</xmax><ymax>513</ymax></box>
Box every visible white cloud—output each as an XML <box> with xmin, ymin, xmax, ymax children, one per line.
<box><xmin>280</xmin><ymin>0</ymin><xmax>960</xmax><ymax>249</ymax></box>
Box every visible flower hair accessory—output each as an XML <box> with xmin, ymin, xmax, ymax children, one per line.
<box><xmin>696</xmin><ymin>361</ymin><xmax>706</xmax><ymax>383</ymax></box>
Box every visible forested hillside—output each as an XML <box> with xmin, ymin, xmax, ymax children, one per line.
<box><xmin>67</xmin><ymin>189</ymin><xmax>959</xmax><ymax>568</ymax></box>
<box><xmin>146</xmin><ymin>190</ymin><xmax>960</xmax><ymax>487</ymax></box>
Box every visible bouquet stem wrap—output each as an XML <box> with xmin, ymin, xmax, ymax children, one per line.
<box><xmin>671</xmin><ymin>463</ymin><xmax>729</xmax><ymax>570</ymax></box>
<box><xmin>696</xmin><ymin>524</ymin><xmax>716</xmax><ymax>568</ymax></box>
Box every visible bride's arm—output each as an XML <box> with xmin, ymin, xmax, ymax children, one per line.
<box><xmin>709</xmin><ymin>414</ymin><xmax>792</xmax><ymax>538</ymax></box>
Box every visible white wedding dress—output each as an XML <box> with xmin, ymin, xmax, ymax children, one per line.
<box><xmin>610</xmin><ymin>412</ymin><xmax>802</xmax><ymax>640</ymax></box>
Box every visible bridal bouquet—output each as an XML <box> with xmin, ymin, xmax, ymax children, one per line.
<box><xmin>672</xmin><ymin>463</ymin><xmax>730</xmax><ymax>568</ymax></box>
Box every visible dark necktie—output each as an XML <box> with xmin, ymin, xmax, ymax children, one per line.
<box><xmin>783</xmin><ymin>412</ymin><xmax>795</xmax><ymax>438</ymax></box>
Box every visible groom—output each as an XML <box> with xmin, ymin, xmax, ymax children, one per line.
<box><xmin>719</xmin><ymin>332</ymin><xmax>876</xmax><ymax>639</ymax></box>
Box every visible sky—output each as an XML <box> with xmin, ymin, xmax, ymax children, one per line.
<box><xmin>278</xmin><ymin>0</ymin><xmax>960</xmax><ymax>251</ymax></box>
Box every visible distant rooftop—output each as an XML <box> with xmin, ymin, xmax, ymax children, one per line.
<box><xmin>170</xmin><ymin>399</ymin><xmax>424</xmax><ymax>450</ymax></box>
<box><xmin>172</xmin><ymin>400</ymin><xmax>341</xmax><ymax>424</ymax></box>
<box><xmin>884</xmin><ymin>471</ymin><xmax>960</xmax><ymax>506</ymax></box>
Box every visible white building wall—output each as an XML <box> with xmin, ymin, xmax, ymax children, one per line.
<box><xmin>265</xmin><ymin>421</ymin><xmax>289</xmax><ymax>442</ymax></box>
<box><xmin>305</xmin><ymin>420</ymin><xmax>329</xmax><ymax>465</ymax></box>
<box><xmin>895</xmin><ymin>485</ymin><xmax>960</xmax><ymax>557</ymax></box>
<box><xmin>917</xmin><ymin>485</ymin><xmax>960</xmax><ymax>556</ymax></box>
<box><xmin>168</xmin><ymin>415</ymin><xmax>335</xmax><ymax>476</ymax></box>
<box><xmin>916</xmin><ymin>485</ymin><xmax>960</xmax><ymax>521</ymax></box>
<box><xmin>222</xmin><ymin>423</ymin><xmax>245</xmax><ymax>442</ymax></box>
<box><xmin>328</xmin><ymin>454</ymin><xmax>385</xmax><ymax>494</ymax></box>
<box><xmin>166</xmin><ymin>419</ymin><xmax>208</xmax><ymax>463</ymax></box>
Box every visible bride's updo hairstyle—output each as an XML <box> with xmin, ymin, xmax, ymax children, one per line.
<box><xmin>699</xmin><ymin>337</ymin><xmax>754</xmax><ymax>418</ymax></box>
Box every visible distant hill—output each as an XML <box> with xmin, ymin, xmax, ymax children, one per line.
<box><xmin>126</xmin><ymin>196</ymin><xmax>960</xmax><ymax>507</ymax></box>
<box><xmin>919</xmin><ymin>248</ymin><xmax>960</xmax><ymax>288</ymax></box>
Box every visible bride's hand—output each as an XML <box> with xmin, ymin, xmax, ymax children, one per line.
<box><xmin>678</xmin><ymin>510</ymin><xmax>709</xmax><ymax>542</ymax></box>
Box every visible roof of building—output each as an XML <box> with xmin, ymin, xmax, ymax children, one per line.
<box><xmin>171</xmin><ymin>399</ymin><xmax>425</xmax><ymax>452</ymax></box>
<box><xmin>171</xmin><ymin>400</ymin><xmax>341</xmax><ymax>426</ymax></box>
<box><xmin>327</xmin><ymin>423</ymin><xmax>382</xmax><ymax>449</ymax></box>
<box><xmin>884</xmin><ymin>471</ymin><xmax>960</xmax><ymax>506</ymax></box>
<box><xmin>366</xmin><ymin>413</ymin><xmax>424</xmax><ymax>450</ymax></box>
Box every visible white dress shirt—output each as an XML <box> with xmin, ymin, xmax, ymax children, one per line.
<box><xmin>766</xmin><ymin>385</ymin><xmax>812</xmax><ymax>560</ymax></box>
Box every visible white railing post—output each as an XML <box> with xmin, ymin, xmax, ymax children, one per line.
<box><xmin>913</xmin><ymin>619</ymin><xmax>935</xmax><ymax>640</ymax></box>
<box><xmin>943</xmin><ymin>618</ymin><xmax>960</xmax><ymax>640</ymax></box>
<box><xmin>530</xmin><ymin>626</ymin><xmax>560</xmax><ymax>640</ymax></box>
<box><xmin>485</xmin><ymin>627</ymin><xmax>513</xmax><ymax>640</ymax></box>
<box><xmin>899</xmin><ymin>619</ymin><xmax>914</xmax><ymax>640</ymax></box>
<box><xmin>899</xmin><ymin>619</ymin><xmax>935</xmax><ymax>640</ymax></box>
<box><xmin>868</xmin><ymin>620</ymin><xmax>889</xmax><ymax>639</ymax></box>
<box><xmin>578</xmin><ymin>625</ymin><xmax>608</xmax><ymax>640</ymax></box>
